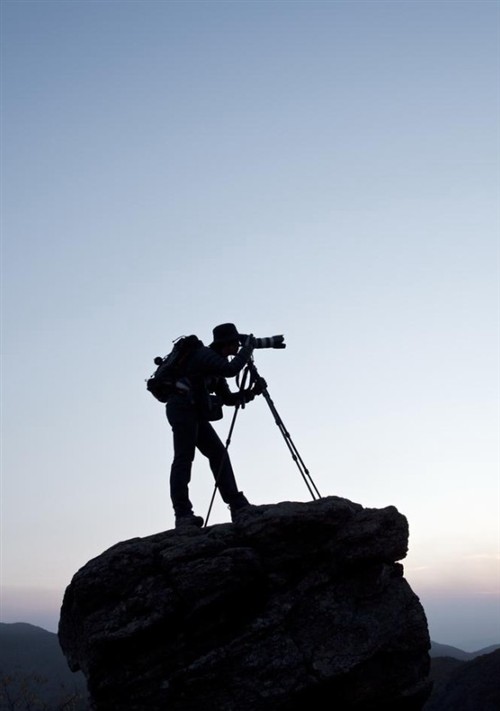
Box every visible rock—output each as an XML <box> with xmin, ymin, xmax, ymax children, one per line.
<box><xmin>58</xmin><ymin>496</ymin><xmax>431</xmax><ymax>710</ymax></box>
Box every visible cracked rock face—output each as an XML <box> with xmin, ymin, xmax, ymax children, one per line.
<box><xmin>59</xmin><ymin>496</ymin><xmax>431</xmax><ymax>710</ymax></box>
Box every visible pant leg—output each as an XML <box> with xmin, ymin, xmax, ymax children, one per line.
<box><xmin>196</xmin><ymin>420</ymin><xmax>239</xmax><ymax>503</ymax></box>
<box><xmin>166</xmin><ymin>400</ymin><xmax>198</xmax><ymax>516</ymax></box>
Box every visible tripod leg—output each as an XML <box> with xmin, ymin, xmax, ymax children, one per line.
<box><xmin>204</xmin><ymin>405</ymin><xmax>241</xmax><ymax>527</ymax></box>
<box><xmin>261</xmin><ymin>389</ymin><xmax>321</xmax><ymax>500</ymax></box>
<box><xmin>204</xmin><ymin>364</ymin><xmax>252</xmax><ymax>526</ymax></box>
<box><xmin>250</xmin><ymin>361</ymin><xmax>321</xmax><ymax>501</ymax></box>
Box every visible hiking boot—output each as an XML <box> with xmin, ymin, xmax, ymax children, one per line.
<box><xmin>175</xmin><ymin>513</ymin><xmax>204</xmax><ymax>530</ymax></box>
<box><xmin>228</xmin><ymin>492</ymin><xmax>253</xmax><ymax>522</ymax></box>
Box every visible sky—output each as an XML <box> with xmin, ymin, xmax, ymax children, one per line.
<box><xmin>1</xmin><ymin>0</ymin><xmax>498</xmax><ymax>653</ymax></box>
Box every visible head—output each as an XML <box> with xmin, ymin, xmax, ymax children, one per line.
<box><xmin>211</xmin><ymin>322</ymin><xmax>240</xmax><ymax>357</ymax></box>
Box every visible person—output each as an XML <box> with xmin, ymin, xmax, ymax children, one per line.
<box><xmin>166</xmin><ymin>323</ymin><xmax>263</xmax><ymax>529</ymax></box>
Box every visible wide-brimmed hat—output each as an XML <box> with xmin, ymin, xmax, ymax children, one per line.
<box><xmin>211</xmin><ymin>323</ymin><xmax>240</xmax><ymax>344</ymax></box>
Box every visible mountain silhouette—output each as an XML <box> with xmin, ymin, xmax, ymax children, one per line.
<box><xmin>0</xmin><ymin>622</ymin><xmax>88</xmax><ymax>710</ymax></box>
<box><xmin>423</xmin><ymin>648</ymin><xmax>500</xmax><ymax>710</ymax></box>
<box><xmin>429</xmin><ymin>641</ymin><xmax>500</xmax><ymax>661</ymax></box>
<box><xmin>2</xmin><ymin>622</ymin><xmax>498</xmax><ymax>710</ymax></box>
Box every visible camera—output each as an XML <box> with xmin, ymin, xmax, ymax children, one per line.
<box><xmin>240</xmin><ymin>334</ymin><xmax>286</xmax><ymax>349</ymax></box>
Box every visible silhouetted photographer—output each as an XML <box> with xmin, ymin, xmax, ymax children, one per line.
<box><xmin>165</xmin><ymin>323</ymin><xmax>272</xmax><ymax>529</ymax></box>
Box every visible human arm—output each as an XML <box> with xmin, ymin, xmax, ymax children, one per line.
<box><xmin>213</xmin><ymin>375</ymin><xmax>267</xmax><ymax>407</ymax></box>
<box><xmin>187</xmin><ymin>343</ymin><xmax>254</xmax><ymax>379</ymax></box>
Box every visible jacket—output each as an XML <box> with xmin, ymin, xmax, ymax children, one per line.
<box><xmin>168</xmin><ymin>342</ymin><xmax>254</xmax><ymax>418</ymax></box>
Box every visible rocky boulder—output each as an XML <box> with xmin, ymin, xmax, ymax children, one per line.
<box><xmin>58</xmin><ymin>496</ymin><xmax>431</xmax><ymax>710</ymax></box>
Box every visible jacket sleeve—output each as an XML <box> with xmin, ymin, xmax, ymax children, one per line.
<box><xmin>214</xmin><ymin>378</ymin><xmax>257</xmax><ymax>407</ymax></box>
<box><xmin>188</xmin><ymin>345</ymin><xmax>254</xmax><ymax>378</ymax></box>
<box><xmin>213</xmin><ymin>378</ymin><xmax>239</xmax><ymax>406</ymax></box>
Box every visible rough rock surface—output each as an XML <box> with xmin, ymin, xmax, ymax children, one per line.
<box><xmin>59</xmin><ymin>496</ymin><xmax>431</xmax><ymax>710</ymax></box>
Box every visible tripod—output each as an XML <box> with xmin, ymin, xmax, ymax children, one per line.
<box><xmin>247</xmin><ymin>360</ymin><xmax>321</xmax><ymax>501</ymax></box>
<box><xmin>204</xmin><ymin>358</ymin><xmax>321</xmax><ymax>526</ymax></box>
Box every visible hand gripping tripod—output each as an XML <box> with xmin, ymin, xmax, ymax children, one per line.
<box><xmin>204</xmin><ymin>358</ymin><xmax>321</xmax><ymax>525</ymax></box>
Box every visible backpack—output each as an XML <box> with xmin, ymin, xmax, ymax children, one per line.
<box><xmin>146</xmin><ymin>335</ymin><xmax>203</xmax><ymax>403</ymax></box>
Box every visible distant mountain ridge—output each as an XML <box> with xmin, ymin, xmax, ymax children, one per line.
<box><xmin>1</xmin><ymin>622</ymin><xmax>499</xmax><ymax>710</ymax></box>
<box><xmin>424</xmin><ymin>648</ymin><xmax>500</xmax><ymax>710</ymax></box>
<box><xmin>430</xmin><ymin>640</ymin><xmax>500</xmax><ymax>660</ymax></box>
<box><xmin>4</xmin><ymin>621</ymin><xmax>497</xmax><ymax>661</ymax></box>
<box><xmin>0</xmin><ymin>622</ymin><xmax>88</xmax><ymax>709</ymax></box>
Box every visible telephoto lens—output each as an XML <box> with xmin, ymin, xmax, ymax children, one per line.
<box><xmin>254</xmin><ymin>335</ymin><xmax>285</xmax><ymax>349</ymax></box>
<box><xmin>240</xmin><ymin>334</ymin><xmax>286</xmax><ymax>349</ymax></box>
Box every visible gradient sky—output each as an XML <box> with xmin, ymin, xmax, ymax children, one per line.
<box><xmin>1</xmin><ymin>0</ymin><xmax>499</xmax><ymax>652</ymax></box>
